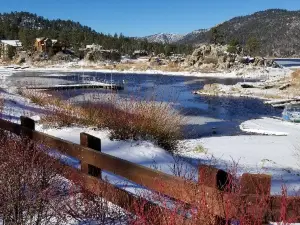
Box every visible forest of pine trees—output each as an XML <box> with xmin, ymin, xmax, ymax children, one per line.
<box><xmin>0</xmin><ymin>11</ymin><xmax>193</xmax><ymax>56</ymax></box>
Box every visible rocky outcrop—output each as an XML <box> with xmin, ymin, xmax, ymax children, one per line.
<box><xmin>184</xmin><ymin>44</ymin><xmax>279</xmax><ymax>71</ymax></box>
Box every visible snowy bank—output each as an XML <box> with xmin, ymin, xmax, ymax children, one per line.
<box><xmin>0</xmin><ymin>64</ymin><xmax>290</xmax><ymax>80</ymax></box>
<box><xmin>1</xmin><ymin>75</ymin><xmax>300</xmax><ymax>196</ymax></box>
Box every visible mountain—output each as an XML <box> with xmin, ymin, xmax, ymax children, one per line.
<box><xmin>143</xmin><ymin>33</ymin><xmax>184</xmax><ymax>44</ymax></box>
<box><xmin>178</xmin><ymin>9</ymin><xmax>300</xmax><ymax>57</ymax></box>
<box><xmin>0</xmin><ymin>11</ymin><xmax>192</xmax><ymax>55</ymax></box>
<box><xmin>177</xmin><ymin>29</ymin><xmax>209</xmax><ymax>46</ymax></box>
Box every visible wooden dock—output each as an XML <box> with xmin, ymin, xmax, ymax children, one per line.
<box><xmin>26</xmin><ymin>82</ymin><xmax>124</xmax><ymax>91</ymax></box>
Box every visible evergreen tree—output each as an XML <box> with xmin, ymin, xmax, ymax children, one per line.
<box><xmin>246</xmin><ymin>37</ymin><xmax>260</xmax><ymax>55</ymax></box>
<box><xmin>0</xmin><ymin>11</ymin><xmax>193</xmax><ymax>56</ymax></box>
<box><xmin>227</xmin><ymin>39</ymin><xmax>240</xmax><ymax>54</ymax></box>
<box><xmin>210</xmin><ymin>27</ymin><xmax>224</xmax><ymax>45</ymax></box>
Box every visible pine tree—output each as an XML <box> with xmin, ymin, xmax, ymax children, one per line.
<box><xmin>246</xmin><ymin>37</ymin><xmax>260</xmax><ymax>56</ymax></box>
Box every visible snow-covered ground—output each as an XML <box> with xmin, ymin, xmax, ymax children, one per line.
<box><xmin>1</xmin><ymin>79</ymin><xmax>300</xmax><ymax>196</ymax></box>
<box><xmin>0</xmin><ymin>63</ymin><xmax>291</xmax><ymax>80</ymax></box>
<box><xmin>1</xmin><ymin>68</ymin><xmax>300</xmax><ymax>224</ymax></box>
<box><xmin>182</xmin><ymin>117</ymin><xmax>300</xmax><ymax>194</ymax></box>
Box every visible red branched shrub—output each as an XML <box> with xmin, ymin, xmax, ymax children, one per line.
<box><xmin>0</xmin><ymin>131</ymin><xmax>68</xmax><ymax>225</ymax></box>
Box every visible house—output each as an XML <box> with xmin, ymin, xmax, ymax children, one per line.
<box><xmin>0</xmin><ymin>40</ymin><xmax>22</xmax><ymax>60</ymax></box>
<box><xmin>86</xmin><ymin>44</ymin><xmax>102</xmax><ymax>51</ymax></box>
<box><xmin>34</xmin><ymin>38</ymin><xmax>62</xmax><ymax>55</ymax></box>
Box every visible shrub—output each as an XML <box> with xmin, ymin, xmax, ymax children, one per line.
<box><xmin>21</xmin><ymin>90</ymin><xmax>183</xmax><ymax>152</ymax></box>
<box><xmin>0</xmin><ymin>131</ymin><xmax>67</xmax><ymax>224</ymax></box>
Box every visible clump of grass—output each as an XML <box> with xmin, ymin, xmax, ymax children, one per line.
<box><xmin>41</xmin><ymin>109</ymin><xmax>84</xmax><ymax>127</ymax></box>
<box><xmin>20</xmin><ymin>90</ymin><xmax>183</xmax><ymax>152</ymax></box>
<box><xmin>78</xmin><ymin>99</ymin><xmax>183</xmax><ymax>151</ymax></box>
<box><xmin>194</xmin><ymin>145</ymin><xmax>208</xmax><ymax>154</ymax></box>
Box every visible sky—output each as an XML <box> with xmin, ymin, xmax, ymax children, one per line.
<box><xmin>0</xmin><ymin>0</ymin><xmax>299</xmax><ymax>37</ymax></box>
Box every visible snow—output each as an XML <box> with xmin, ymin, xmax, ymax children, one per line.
<box><xmin>143</xmin><ymin>33</ymin><xmax>184</xmax><ymax>44</ymax></box>
<box><xmin>2</xmin><ymin>73</ymin><xmax>300</xmax><ymax>196</ymax></box>
<box><xmin>3</xmin><ymin>64</ymin><xmax>290</xmax><ymax>81</ymax></box>
<box><xmin>180</xmin><ymin>117</ymin><xmax>300</xmax><ymax>194</ymax></box>
<box><xmin>0</xmin><ymin>40</ymin><xmax>22</xmax><ymax>47</ymax></box>
<box><xmin>1</xmin><ymin>69</ymin><xmax>300</xmax><ymax>223</ymax></box>
<box><xmin>240</xmin><ymin>117</ymin><xmax>289</xmax><ymax>136</ymax></box>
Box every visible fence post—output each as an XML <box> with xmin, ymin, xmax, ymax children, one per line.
<box><xmin>199</xmin><ymin>165</ymin><xmax>232</xmax><ymax>191</ymax></box>
<box><xmin>198</xmin><ymin>165</ymin><xmax>232</xmax><ymax>224</ymax></box>
<box><xmin>80</xmin><ymin>132</ymin><xmax>102</xmax><ymax>179</ymax></box>
<box><xmin>240</xmin><ymin>173</ymin><xmax>271</xmax><ymax>223</ymax></box>
<box><xmin>20</xmin><ymin>116</ymin><xmax>35</xmax><ymax>130</ymax></box>
<box><xmin>20</xmin><ymin>116</ymin><xmax>35</xmax><ymax>138</ymax></box>
<box><xmin>240</xmin><ymin>173</ymin><xmax>271</xmax><ymax>195</ymax></box>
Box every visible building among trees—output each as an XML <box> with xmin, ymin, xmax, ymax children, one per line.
<box><xmin>34</xmin><ymin>38</ymin><xmax>63</xmax><ymax>55</ymax></box>
<box><xmin>0</xmin><ymin>40</ymin><xmax>22</xmax><ymax>60</ymax></box>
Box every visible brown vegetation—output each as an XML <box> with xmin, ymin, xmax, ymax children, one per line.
<box><xmin>19</xmin><ymin>90</ymin><xmax>183</xmax><ymax>151</ymax></box>
<box><xmin>291</xmin><ymin>69</ymin><xmax>300</xmax><ymax>87</ymax></box>
<box><xmin>0</xmin><ymin>131</ymin><xmax>66</xmax><ymax>224</ymax></box>
<box><xmin>0</xmin><ymin>120</ymin><xmax>300</xmax><ymax>224</ymax></box>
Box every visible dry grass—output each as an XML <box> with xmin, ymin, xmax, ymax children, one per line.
<box><xmin>20</xmin><ymin>90</ymin><xmax>183</xmax><ymax>151</ymax></box>
<box><xmin>155</xmin><ymin>62</ymin><xmax>181</xmax><ymax>72</ymax></box>
<box><xmin>291</xmin><ymin>69</ymin><xmax>300</xmax><ymax>87</ymax></box>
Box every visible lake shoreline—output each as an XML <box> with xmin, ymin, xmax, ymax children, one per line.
<box><xmin>1</xmin><ymin>64</ymin><xmax>289</xmax><ymax>80</ymax></box>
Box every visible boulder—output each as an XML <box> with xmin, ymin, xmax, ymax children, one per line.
<box><xmin>203</xmin><ymin>57</ymin><xmax>218</xmax><ymax>65</ymax></box>
<box><xmin>218</xmin><ymin>55</ymin><xmax>227</xmax><ymax>64</ymax></box>
<box><xmin>194</xmin><ymin>61</ymin><xmax>203</xmax><ymax>68</ymax></box>
<box><xmin>201</xmin><ymin>45</ymin><xmax>212</xmax><ymax>56</ymax></box>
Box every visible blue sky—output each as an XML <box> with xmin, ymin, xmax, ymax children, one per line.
<box><xmin>0</xmin><ymin>0</ymin><xmax>299</xmax><ymax>37</ymax></box>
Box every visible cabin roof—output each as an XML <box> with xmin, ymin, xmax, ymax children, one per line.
<box><xmin>1</xmin><ymin>40</ymin><xmax>22</xmax><ymax>47</ymax></box>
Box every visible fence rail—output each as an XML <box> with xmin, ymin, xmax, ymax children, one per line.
<box><xmin>0</xmin><ymin>116</ymin><xmax>299</xmax><ymax>223</ymax></box>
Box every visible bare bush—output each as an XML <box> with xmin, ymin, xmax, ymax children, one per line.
<box><xmin>21</xmin><ymin>90</ymin><xmax>183</xmax><ymax>152</ymax></box>
<box><xmin>0</xmin><ymin>130</ymin><xmax>131</xmax><ymax>224</ymax></box>
<box><xmin>0</xmin><ymin>131</ymin><xmax>68</xmax><ymax>225</ymax></box>
<box><xmin>55</xmin><ymin>188</ymin><xmax>128</xmax><ymax>225</ymax></box>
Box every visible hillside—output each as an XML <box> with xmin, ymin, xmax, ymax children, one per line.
<box><xmin>0</xmin><ymin>12</ymin><xmax>192</xmax><ymax>55</ymax></box>
<box><xmin>178</xmin><ymin>9</ymin><xmax>300</xmax><ymax>57</ymax></box>
<box><xmin>143</xmin><ymin>33</ymin><xmax>184</xmax><ymax>44</ymax></box>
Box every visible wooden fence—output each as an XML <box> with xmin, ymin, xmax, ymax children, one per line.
<box><xmin>0</xmin><ymin>116</ymin><xmax>300</xmax><ymax>224</ymax></box>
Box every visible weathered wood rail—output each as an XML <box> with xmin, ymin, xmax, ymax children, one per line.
<box><xmin>0</xmin><ymin>116</ymin><xmax>299</xmax><ymax>224</ymax></box>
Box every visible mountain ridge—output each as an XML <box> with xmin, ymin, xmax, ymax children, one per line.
<box><xmin>145</xmin><ymin>9</ymin><xmax>300</xmax><ymax>57</ymax></box>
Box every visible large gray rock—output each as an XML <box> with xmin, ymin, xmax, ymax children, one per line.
<box><xmin>185</xmin><ymin>43</ymin><xmax>273</xmax><ymax>71</ymax></box>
